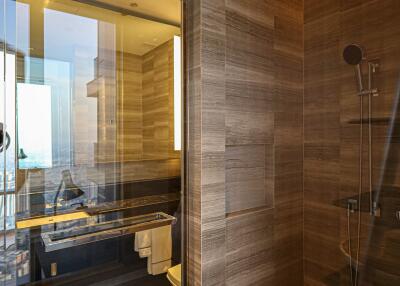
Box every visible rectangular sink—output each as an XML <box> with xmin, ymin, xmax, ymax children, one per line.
<box><xmin>16</xmin><ymin>211</ymin><xmax>90</xmax><ymax>229</ymax></box>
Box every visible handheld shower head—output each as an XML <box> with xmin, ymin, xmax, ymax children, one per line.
<box><xmin>343</xmin><ymin>44</ymin><xmax>365</xmax><ymax>92</ymax></box>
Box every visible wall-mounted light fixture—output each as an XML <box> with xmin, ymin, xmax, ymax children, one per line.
<box><xmin>173</xmin><ymin>35</ymin><xmax>182</xmax><ymax>151</ymax></box>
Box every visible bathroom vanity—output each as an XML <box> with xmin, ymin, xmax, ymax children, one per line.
<box><xmin>13</xmin><ymin>178</ymin><xmax>180</xmax><ymax>285</ymax></box>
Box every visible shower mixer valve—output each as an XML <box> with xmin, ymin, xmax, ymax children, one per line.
<box><xmin>358</xmin><ymin>88</ymin><xmax>379</xmax><ymax>96</ymax></box>
<box><xmin>347</xmin><ymin>199</ymin><xmax>358</xmax><ymax>213</ymax></box>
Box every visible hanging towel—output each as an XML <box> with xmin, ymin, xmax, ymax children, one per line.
<box><xmin>148</xmin><ymin>225</ymin><xmax>172</xmax><ymax>275</ymax></box>
<box><xmin>139</xmin><ymin>247</ymin><xmax>152</xmax><ymax>258</ymax></box>
<box><xmin>134</xmin><ymin>230</ymin><xmax>152</xmax><ymax>258</ymax></box>
<box><xmin>148</xmin><ymin>258</ymin><xmax>171</xmax><ymax>275</ymax></box>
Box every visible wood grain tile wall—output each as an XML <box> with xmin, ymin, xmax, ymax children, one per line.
<box><xmin>186</xmin><ymin>0</ymin><xmax>303</xmax><ymax>285</ymax></box>
<box><xmin>186</xmin><ymin>0</ymin><xmax>227</xmax><ymax>284</ymax></box>
<box><xmin>187</xmin><ymin>1</ymin><xmax>400</xmax><ymax>284</ymax></box>
<box><xmin>117</xmin><ymin>52</ymin><xmax>143</xmax><ymax>161</ymax></box>
<box><xmin>226</xmin><ymin>145</ymin><xmax>273</xmax><ymax>213</ymax></box>
<box><xmin>272</xmin><ymin>1</ymin><xmax>304</xmax><ymax>284</ymax></box>
<box><xmin>185</xmin><ymin>0</ymin><xmax>202</xmax><ymax>283</ymax></box>
<box><xmin>143</xmin><ymin>40</ymin><xmax>180</xmax><ymax>160</ymax></box>
<box><xmin>85</xmin><ymin>38</ymin><xmax>180</xmax><ymax>184</ymax></box>
<box><xmin>304</xmin><ymin>1</ymin><xmax>400</xmax><ymax>285</ymax></box>
<box><xmin>304</xmin><ymin>2</ymin><xmax>342</xmax><ymax>283</ymax></box>
<box><xmin>199</xmin><ymin>0</ymin><xmax>227</xmax><ymax>284</ymax></box>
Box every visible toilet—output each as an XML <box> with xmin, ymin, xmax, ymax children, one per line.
<box><xmin>167</xmin><ymin>264</ymin><xmax>181</xmax><ymax>286</ymax></box>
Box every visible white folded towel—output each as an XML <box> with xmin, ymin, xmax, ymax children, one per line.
<box><xmin>134</xmin><ymin>226</ymin><xmax>172</xmax><ymax>275</ymax></box>
<box><xmin>148</xmin><ymin>225</ymin><xmax>172</xmax><ymax>275</ymax></box>
<box><xmin>134</xmin><ymin>230</ymin><xmax>151</xmax><ymax>253</ymax></box>
<box><xmin>139</xmin><ymin>247</ymin><xmax>151</xmax><ymax>258</ymax></box>
<box><xmin>148</xmin><ymin>258</ymin><xmax>171</xmax><ymax>275</ymax></box>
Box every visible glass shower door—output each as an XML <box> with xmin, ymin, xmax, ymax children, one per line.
<box><xmin>13</xmin><ymin>2</ymin><xmax>121</xmax><ymax>283</ymax></box>
<box><xmin>1</xmin><ymin>1</ymin><xmax>182</xmax><ymax>285</ymax></box>
<box><xmin>0</xmin><ymin>1</ymin><xmax>18</xmax><ymax>284</ymax></box>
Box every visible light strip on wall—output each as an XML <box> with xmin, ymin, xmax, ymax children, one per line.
<box><xmin>174</xmin><ymin>35</ymin><xmax>182</xmax><ymax>151</ymax></box>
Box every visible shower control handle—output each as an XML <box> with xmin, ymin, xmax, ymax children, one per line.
<box><xmin>347</xmin><ymin>199</ymin><xmax>358</xmax><ymax>213</ymax></box>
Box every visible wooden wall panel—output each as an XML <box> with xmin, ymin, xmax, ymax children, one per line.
<box><xmin>186</xmin><ymin>0</ymin><xmax>227</xmax><ymax>284</ymax></box>
<box><xmin>303</xmin><ymin>1</ymin><xmax>349</xmax><ymax>281</ymax></box>
<box><xmin>185</xmin><ymin>0</ymin><xmax>202</xmax><ymax>283</ymax></box>
<box><xmin>304</xmin><ymin>1</ymin><xmax>400</xmax><ymax>285</ymax></box>
<box><xmin>186</xmin><ymin>0</ymin><xmax>303</xmax><ymax>285</ymax></box>
<box><xmin>226</xmin><ymin>209</ymin><xmax>274</xmax><ymax>285</ymax></box>
<box><xmin>225</xmin><ymin>0</ymin><xmax>304</xmax><ymax>282</ymax></box>
<box><xmin>87</xmin><ymin>38</ymin><xmax>180</xmax><ymax>184</ymax></box>
<box><xmin>117</xmin><ymin>52</ymin><xmax>143</xmax><ymax>161</ymax></box>
<box><xmin>200</xmin><ymin>0</ymin><xmax>227</xmax><ymax>284</ymax></box>
<box><xmin>225</xmin><ymin>0</ymin><xmax>275</xmax><ymax>214</ymax></box>
<box><xmin>226</xmin><ymin>145</ymin><xmax>273</xmax><ymax>213</ymax></box>
<box><xmin>225</xmin><ymin>2</ymin><xmax>274</xmax><ymax>147</ymax></box>
<box><xmin>272</xmin><ymin>2</ymin><xmax>304</xmax><ymax>284</ymax></box>
<box><xmin>187</xmin><ymin>0</ymin><xmax>400</xmax><ymax>284</ymax></box>
<box><xmin>143</xmin><ymin>40</ymin><xmax>174</xmax><ymax>160</ymax></box>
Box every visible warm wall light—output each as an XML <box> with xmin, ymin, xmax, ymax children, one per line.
<box><xmin>174</xmin><ymin>35</ymin><xmax>182</xmax><ymax>151</ymax></box>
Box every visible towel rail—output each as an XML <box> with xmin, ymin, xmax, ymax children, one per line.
<box><xmin>41</xmin><ymin>212</ymin><xmax>175</xmax><ymax>252</ymax></box>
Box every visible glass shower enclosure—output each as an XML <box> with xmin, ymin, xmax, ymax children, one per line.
<box><xmin>0</xmin><ymin>0</ymin><xmax>182</xmax><ymax>285</ymax></box>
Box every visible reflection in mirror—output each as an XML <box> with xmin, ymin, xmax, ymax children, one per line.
<box><xmin>1</xmin><ymin>0</ymin><xmax>182</xmax><ymax>285</ymax></box>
